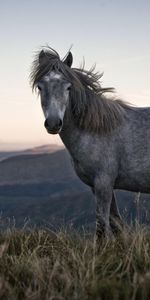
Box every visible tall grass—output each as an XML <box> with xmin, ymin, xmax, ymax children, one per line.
<box><xmin>0</xmin><ymin>225</ymin><xmax>150</xmax><ymax>300</ymax></box>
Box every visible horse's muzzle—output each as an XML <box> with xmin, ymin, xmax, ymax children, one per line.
<box><xmin>44</xmin><ymin>118</ymin><xmax>63</xmax><ymax>134</ymax></box>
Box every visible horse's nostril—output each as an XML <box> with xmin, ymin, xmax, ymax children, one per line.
<box><xmin>44</xmin><ymin>118</ymin><xmax>63</xmax><ymax>132</ymax></box>
<box><xmin>44</xmin><ymin>119</ymin><xmax>49</xmax><ymax>129</ymax></box>
<box><xmin>58</xmin><ymin>119</ymin><xmax>62</xmax><ymax>128</ymax></box>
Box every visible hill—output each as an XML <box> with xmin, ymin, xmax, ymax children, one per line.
<box><xmin>0</xmin><ymin>148</ymin><xmax>74</xmax><ymax>185</ymax></box>
<box><xmin>0</xmin><ymin>144</ymin><xmax>62</xmax><ymax>162</ymax></box>
<box><xmin>0</xmin><ymin>145</ymin><xmax>149</xmax><ymax>228</ymax></box>
<box><xmin>0</xmin><ymin>146</ymin><xmax>94</xmax><ymax>229</ymax></box>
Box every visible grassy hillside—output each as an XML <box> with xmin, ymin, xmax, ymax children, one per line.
<box><xmin>0</xmin><ymin>226</ymin><xmax>150</xmax><ymax>300</ymax></box>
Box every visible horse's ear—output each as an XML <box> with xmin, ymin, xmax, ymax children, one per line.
<box><xmin>63</xmin><ymin>51</ymin><xmax>73</xmax><ymax>67</ymax></box>
<box><xmin>39</xmin><ymin>50</ymin><xmax>47</xmax><ymax>64</ymax></box>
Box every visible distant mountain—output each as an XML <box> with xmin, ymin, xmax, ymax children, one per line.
<box><xmin>0</xmin><ymin>145</ymin><xmax>94</xmax><ymax>228</ymax></box>
<box><xmin>24</xmin><ymin>144</ymin><xmax>64</xmax><ymax>154</ymax></box>
<box><xmin>0</xmin><ymin>148</ymin><xmax>75</xmax><ymax>185</ymax></box>
<box><xmin>0</xmin><ymin>144</ymin><xmax>62</xmax><ymax>162</ymax></box>
<box><xmin>0</xmin><ymin>151</ymin><xmax>19</xmax><ymax>162</ymax></box>
<box><xmin>0</xmin><ymin>145</ymin><xmax>149</xmax><ymax>229</ymax></box>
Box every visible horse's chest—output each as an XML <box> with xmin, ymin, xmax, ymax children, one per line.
<box><xmin>72</xmin><ymin>158</ymin><xmax>94</xmax><ymax>186</ymax></box>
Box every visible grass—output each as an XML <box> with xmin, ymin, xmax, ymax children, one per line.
<box><xmin>0</xmin><ymin>225</ymin><xmax>150</xmax><ymax>300</ymax></box>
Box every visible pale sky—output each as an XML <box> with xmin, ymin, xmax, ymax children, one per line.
<box><xmin>0</xmin><ymin>0</ymin><xmax>150</xmax><ymax>150</ymax></box>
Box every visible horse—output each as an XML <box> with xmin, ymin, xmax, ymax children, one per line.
<box><xmin>30</xmin><ymin>47</ymin><xmax>150</xmax><ymax>238</ymax></box>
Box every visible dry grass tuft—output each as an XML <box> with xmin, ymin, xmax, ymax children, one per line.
<box><xmin>0</xmin><ymin>225</ymin><xmax>150</xmax><ymax>300</ymax></box>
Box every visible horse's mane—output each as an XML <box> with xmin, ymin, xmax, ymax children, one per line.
<box><xmin>31</xmin><ymin>47</ymin><xmax>133</xmax><ymax>133</ymax></box>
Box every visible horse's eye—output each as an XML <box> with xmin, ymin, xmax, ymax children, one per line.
<box><xmin>67</xmin><ymin>86</ymin><xmax>71</xmax><ymax>91</ymax></box>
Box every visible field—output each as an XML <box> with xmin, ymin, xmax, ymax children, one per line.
<box><xmin>0</xmin><ymin>226</ymin><xmax>150</xmax><ymax>300</ymax></box>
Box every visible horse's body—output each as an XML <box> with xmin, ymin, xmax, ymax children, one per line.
<box><xmin>31</xmin><ymin>47</ymin><xmax>150</xmax><ymax>237</ymax></box>
<box><xmin>61</xmin><ymin>107</ymin><xmax>150</xmax><ymax>194</ymax></box>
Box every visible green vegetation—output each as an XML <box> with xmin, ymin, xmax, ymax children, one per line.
<box><xmin>0</xmin><ymin>226</ymin><xmax>150</xmax><ymax>300</ymax></box>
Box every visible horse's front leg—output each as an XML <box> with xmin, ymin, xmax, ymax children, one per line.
<box><xmin>110</xmin><ymin>192</ymin><xmax>124</xmax><ymax>234</ymax></box>
<box><xmin>94</xmin><ymin>176</ymin><xmax>113</xmax><ymax>239</ymax></box>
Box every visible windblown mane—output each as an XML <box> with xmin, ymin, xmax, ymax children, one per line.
<box><xmin>31</xmin><ymin>47</ymin><xmax>133</xmax><ymax>133</ymax></box>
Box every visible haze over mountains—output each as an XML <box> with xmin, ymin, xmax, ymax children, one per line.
<box><xmin>0</xmin><ymin>144</ymin><xmax>149</xmax><ymax>229</ymax></box>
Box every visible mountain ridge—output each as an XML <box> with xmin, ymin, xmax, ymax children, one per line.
<box><xmin>0</xmin><ymin>144</ymin><xmax>63</xmax><ymax>162</ymax></box>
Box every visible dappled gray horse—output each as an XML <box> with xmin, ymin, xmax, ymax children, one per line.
<box><xmin>31</xmin><ymin>47</ymin><xmax>150</xmax><ymax>238</ymax></box>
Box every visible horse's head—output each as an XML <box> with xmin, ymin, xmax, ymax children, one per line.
<box><xmin>37</xmin><ymin>50</ymin><xmax>73</xmax><ymax>134</ymax></box>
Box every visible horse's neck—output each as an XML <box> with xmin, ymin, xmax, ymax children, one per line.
<box><xmin>59</xmin><ymin>111</ymin><xmax>80</xmax><ymax>153</ymax></box>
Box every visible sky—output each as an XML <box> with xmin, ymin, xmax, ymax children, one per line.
<box><xmin>0</xmin><ymin>0</ymin><xmax>150</xmax><ymax>150</ymax></box>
